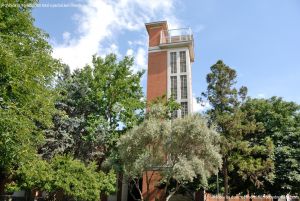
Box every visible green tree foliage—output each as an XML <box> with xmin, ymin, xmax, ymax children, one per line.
<box><xmin>9</xmin><ymin>155</ymin><xmax>116</xmax><ymax>201</ymax></box>
<box><xmin>0</xmin><ymin>2</ymin><xmax>118</xmax><ymax>199</ymax></box>
<box><xmin>0</xmin><ymin>0</ymin><xmax>61</xmax><ymax>193</ymax></box>
<box><xmin>201</xmin><ymin>60</ymin><xmax>274</xmax><ymax>197</ymax></box>
<box><xmin>118</xmin><ymin>104</ymin><xmax>222</xmax><ymax>201</ymax></box>
<box><xmin>242</xmin><ymin>97</ymin><xmax>300</xmax><ymax>194</ymax></box>
<box><xmin>42</xmin><ymin>54</ymin><xmax>145</xmax><ymax>166</ymax></box>
<box><xmin>148</xmin><ymin>95</ymin><xmax>181</xmax><ymax>120</ymax></box>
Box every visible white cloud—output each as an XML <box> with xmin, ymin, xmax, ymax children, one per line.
<box><xmin>257</xmin><ymin>93</ymin><xmax>266</xmax><ymax>98</ymax></box>
<box><xmin>192</xmin><ymin>96</ymin><xmax>211</xmax><ymax>113</ymax></box>
<box><xmin>62</xmin><ymin>32</ymin><xmax>71</xmax><ymax>42</ymax></box>
<box><xmin>128</xmin><ymin>40</ymin><xmax>145</xmax><ymax>46</ymax></box>
<box><xmin>135</xmin><ymin>47</ymin><xmax>147</xmax><ymax>71</ymax></box>
<box><xmin>126</xmin><ymin>48</ymin><xmax>134</xmax><ymax>57</ymax></box>
<box><xmin>52</xmin><ymin>0</ymin><xmax>179</xmax><ymax>71</ymax></box>
<box><xmin>100</xmin><ymin>43</ymin><xmax>121</xmax><ymax>58</ymax></box>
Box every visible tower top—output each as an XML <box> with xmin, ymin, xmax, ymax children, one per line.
<box><xmin>145</xmin><ymin>21</ymin><xmax>194</xmax><ymax>62</ymax></box>
<box><xmin>145</xmin><ymin>21</ymin><xmax>168</xmax><ymax>33</ymax></box>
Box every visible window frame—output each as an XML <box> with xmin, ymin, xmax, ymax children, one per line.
<box><xmin>180</xmin><ymin>51</ymin><xmax>186</xmax><ymax>73</ymax></box>
<box><xmin>170</xmin><ymin>52</ymin><xmax>177</xmax><ymax>74</ymax></box>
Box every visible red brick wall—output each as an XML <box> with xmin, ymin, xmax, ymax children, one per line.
<box><xmin>148</xmin><ymin>27</ymin><xmax>162</xmax><ymax>47</ymax></box>
<box><xmin>143</xmin><ymin>21</ymin><xmax>169</xmax><ymax>201</ymax></box>
<box><xmin>142</xmin><ymin>171</ymin><xmax>164</xmax><ymax>201</ymax></box>
<box><xmin>146</xmin><ymin>51</ymin><xmax>167</xmax><ymax>103</ymax></box>
<box><xmin>146</xmin><ymin>22</ymin><xmax>167</xmax><ymax>47</ymax></box>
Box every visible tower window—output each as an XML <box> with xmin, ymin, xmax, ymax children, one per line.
<box><xmin>170</xmin><ymin>52</ymin><xmax>177</xmax><ymax>73</ymax></box>
<box><xmin>181</xmin><ymin>102</ymin><xmax>188</xmax><ymax>117</ymax></box>
<box><xmin>180</xmin><ymin>51</ymin><xmax>186</xmax><ymax>73</ymax></box>
<box><xmin>170</xmin><ymin>76</ymin><xmax>177</xmax><ymax>99</ymax></box>
<box><xmin>180</xmin><ymin>75</ymin><xmax>187</xmax><ymax>99</ymax></box>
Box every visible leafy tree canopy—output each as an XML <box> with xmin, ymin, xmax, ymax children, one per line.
<box><xmin>9</xmin><ymin>155</ymin><xmax>116</xmax><ymax>201</ymax></box>
<box><xmin>118</xmin><ymin>104</ymin><xmax>222</xmax><ymax>201</ymax></box>
<box><xmin>42</xmin><ymin>54</ymin><xmax>145</xmax><ymax>167</ymax></box>
<box><xmin>0</xmin><ymin>0</ymin><xmax>61</xmax><ymax>193</ymax></box>
<box><xmin>242</xmin><ymin>97</ymin><xmax>300</xmax><ymax>194</ymax></box>
<box><xmin>201</xmin><ymin>60</ymin><xmax>274</xmax><ymax>196</ymax></box>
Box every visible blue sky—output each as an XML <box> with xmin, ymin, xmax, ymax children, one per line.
<box><xmin>32</xmin><ymin>0</ymin><xmax>300</xmax><ymax>111</ymax></box>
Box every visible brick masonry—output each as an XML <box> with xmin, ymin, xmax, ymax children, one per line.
<box><xmin>146</xmin><ymin>51</ymin><xmax>167</xmax><ymax>102</ymax></box>
<box><xmin>144</xmin><ymin>22</ymin><xmax>168</xmax><ymax>201</ymax></box>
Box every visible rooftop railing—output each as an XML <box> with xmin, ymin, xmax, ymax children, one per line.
<box><xmin>160</xmin><ymin>28</ymin><xmax>193</xmax><ymax>45</ymax></box>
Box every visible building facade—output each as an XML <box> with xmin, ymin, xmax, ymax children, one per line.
<box><xmin>143</xmin><ymin>21</ymin><xmax>195</xmax><ymax>201</ymax></box>
<box><xmin>145</xmin><ymin>21</ymin><xmax>194</xmax><ymax>117</ymax></box>
<box><xmin>115</xmin><ymin>21</ymin><xmax>195</xmax><ymax>201</ymax></box>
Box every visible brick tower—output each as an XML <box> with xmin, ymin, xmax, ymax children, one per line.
<box><xmin>145</xmin><ymin>21</ymin><xmax>194</xmax><ymax>117</ymax></box>
<box><xmin>143</xmin><ymin>21</ymin><xmax>195</xmax><ymax>201</ymax></box>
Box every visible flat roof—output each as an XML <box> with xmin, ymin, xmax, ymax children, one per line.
<box><xmin>145</xmin><ymin>21</ymin><xmax>168</xmax><ymax>34</ymax></box>
<box><xmin>145</xmin><ymin>21</ymin><xmax>167</xmax><ymax>26</ymax></box>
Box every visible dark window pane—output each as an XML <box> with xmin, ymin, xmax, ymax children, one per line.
<box><xmin>171</xmin><ymin>76</ymin><xmax>177</xmax><ymax>99</ymax></box>
<box><xmin>170</xmin><ymin>52</ymin><xmax>177</xmax><ymax>73</ymax></box>
<box><xmin>180</xmin><ymin>51</ymin><xmax>186</xmax><ymax>73</ymax></box>
<box><xmin>180</xmin><ymin>75</ymin><xmax>187</xmax><ymax>99</ymax></box>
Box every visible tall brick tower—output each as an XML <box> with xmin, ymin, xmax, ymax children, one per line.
<box><xmin>143</xmin><ymin>21</ymin><xmax>195</xmax><ymax>201</ymax></box>
<box><xmin>145</xmin><ymin>21</ymin><xmax>194</xmax><ymax>117</ymax></box>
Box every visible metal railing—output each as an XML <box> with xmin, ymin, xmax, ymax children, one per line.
<box><xmin>160</xmin><ymin>28</ymin><xmax>193</xmax><ymax>44</ymax></box>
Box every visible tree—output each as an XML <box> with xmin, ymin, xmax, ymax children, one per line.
<box><xmin>0</xmin><ymin>2</ymin><xmax>118</xmax><ymax>198</ymax></box>
<box><xmin>41</xmin><ymin>54</ymin><xmax>145</xmax><ymax>167</ymax></box>
<box><xmin>9</xmin><ymin>155</ymin><xmax>116</xmax><ymax>201</ymax></box>
<box><xmin>242</xmin><ymin>97</ymin><xmax>300</xmax><ymax>194</ymax></box>
<box><xmin>201</xmin><ymin>60</ymin><xmax>274</xmax><ymax>198</ymax></box>
<box><xmin>0</xmin><ymin>0</ymin><xmax>61</xmax><ymax>194</ymax></box>
<box><xmin>117</xmin><ymin>104</ymin><xmax>222</xmax><ymax>201</ymax></box>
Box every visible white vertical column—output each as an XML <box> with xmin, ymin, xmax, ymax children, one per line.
<box><xmin>186</xmin><ymin>49</ymin><xmax>193</xmax><ymax>114</ymax></box>
<box><xmin>167</xmin><ymin>50</ymin><xmax>170</xmax><ymax>99</ymax></box>
<box><xmin>177</xmin><ymin>51</ymin><xmax>181</xmax><ymax>105</ymax></box>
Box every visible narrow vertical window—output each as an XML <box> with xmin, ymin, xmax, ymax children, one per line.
<box><xmin>180</xmin><ymin>51</ymin><xmax>186</xmax><ymax>73</ymax></box>
<box><xmin>171</xmin><ymin>76</ymin><xmax>177</xmax><ymax>99</ymax></box>
<box><xmin>170</xmin><ymin>52</ymin><xmax>177</xmax><ymax>73</ymax></box>
<box><xmin>180</xmin><ymin>75</ymin><xmax>187</xmax><ymax>99</ymax></box>
<box><xmin>181</xmin><ymin>102</ymin><xmax>188</xmax><ymax>117</ymax></box>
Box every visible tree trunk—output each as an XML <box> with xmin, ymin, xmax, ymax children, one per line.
<box><xmin>100</xmin><ymin>193</ymin><xmax>108</xmax><ymax>201</ymax></box>
<box><xmin>25</xmin><ymin>190</ymin><xmax>33</xmax><ymax>201</ymax></box>
<box><xmin>134</xmin><ymin>181</ymin><xmax>144</xmax><ymax>201</ymax></box>
<box><xmin>223</xmin><ymin>157</ymin><xmax>229</xmax><ymax>201</ymax></box>
<box><xmin>165</xmin><ymin>182</ymin><xmax>181</xmax><ymax>201</ymax></box>
<box><xmin>0</xmin><ymin>171</ymin><xmax>7</xmax><ymax>195</ymax></box>
<box><xmin>165</xmin><ymin>191</ymin><xmax>176</xmax><ymax>201</ymax></box>
<box><xmin>145</xmin><ymin>172</ymin><xmax>149</xmax><ymax>201</ymax></box>
<box><xmin>117</xmin><ymin>173</ymin><xmax>123</xmax><ymax>201</ymax></box>
<box><xmin>195</xmin><ymin>188</ymin><xmax>205</xmax><ymax>201</ymax></box>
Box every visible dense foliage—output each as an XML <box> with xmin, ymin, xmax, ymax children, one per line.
<box><xmin>0</xmin><ymin>0</ymin><xmax>61</xmax><ymax>194</ymax></box>
<box><xmin>1</xmin><ymin>0</ymin><xmax>299</xmax><ymax>199</ymax></box>
<box><xmin>0</xmin><ymin>1</ymin><xmax>119</xmax><ymax>199</ymax></box>
<box><xmin>118</xmin><ymin>104</ymin><xmax>222</xmax><ymax>201</ymax></box>
<box><xmin>201</xmin><ymin>61</ymin><xmax>274</xmax><ymax>197</ymax></box>
<box><xmin>41</xmin><ymin>54</ymin><xmax>145</xmax><ymax>167</ymax></box>
<box><xmin>9</xmin><ymin>155</ymin><xmax>115</xmax><ymax>201</ymax></box>
<box><xmin>242</xmin><ymin>97</ymin><xmax>300</xmax><ymax>194</ymax></box>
